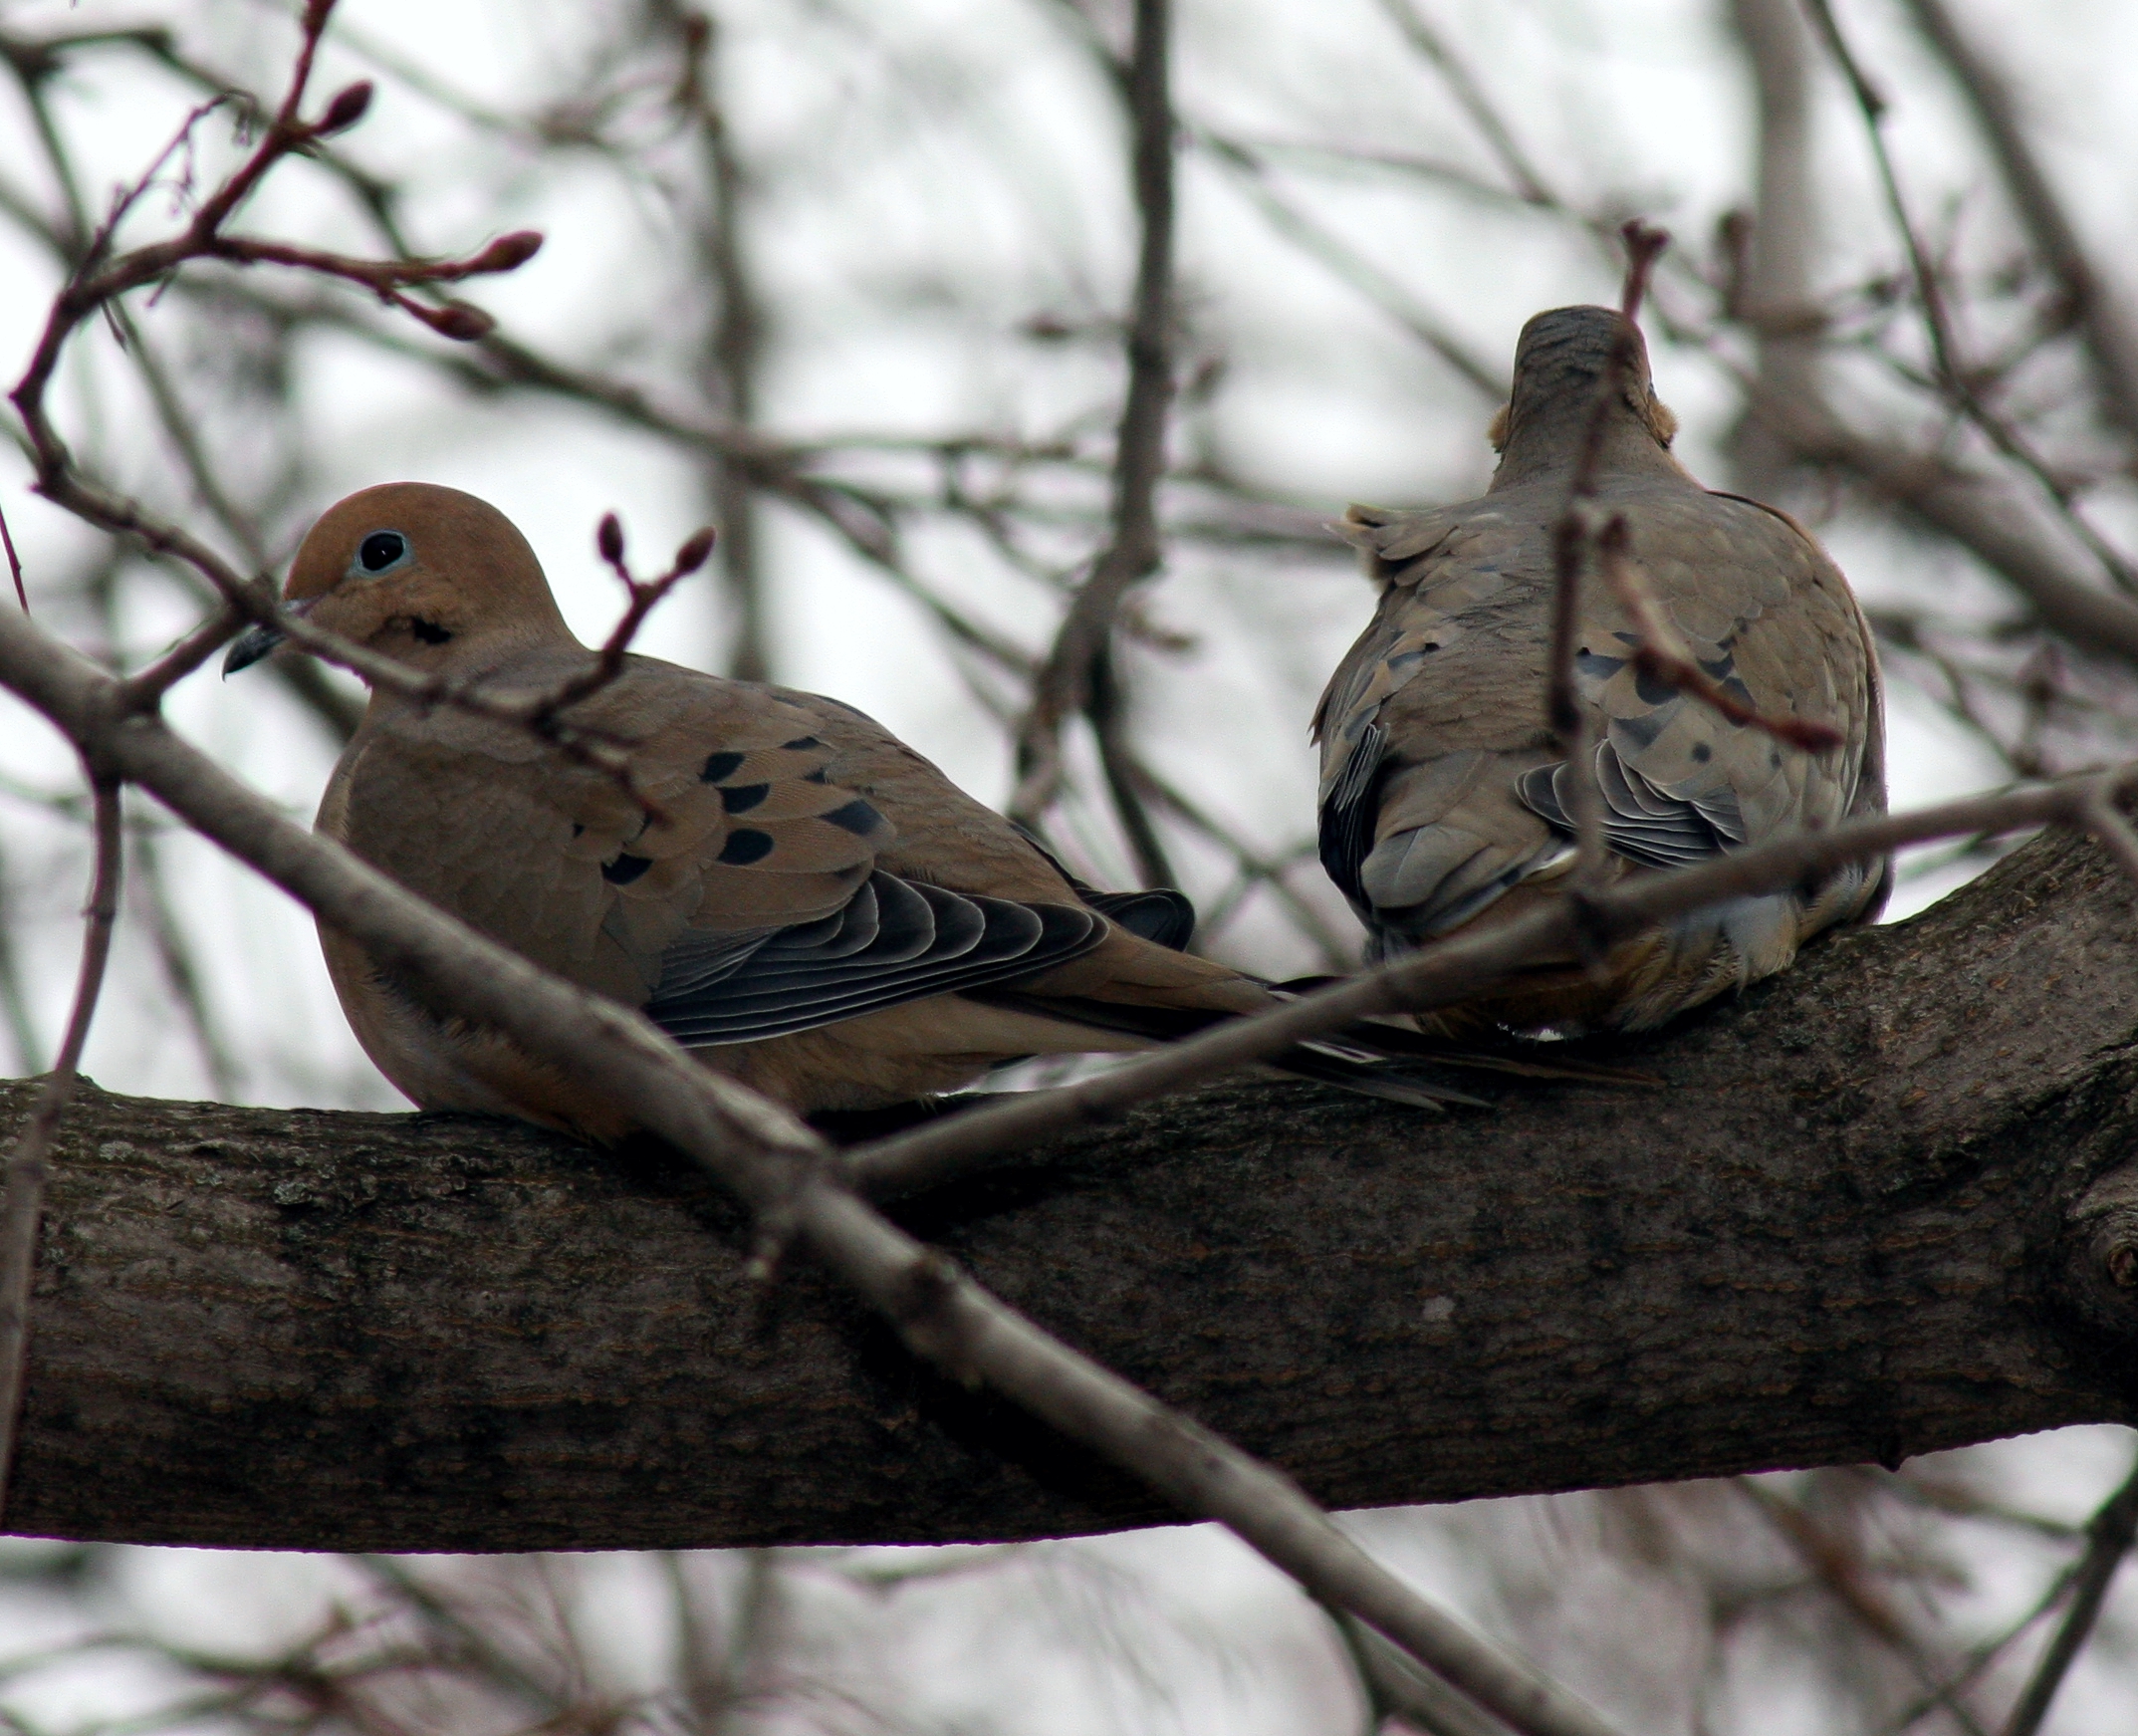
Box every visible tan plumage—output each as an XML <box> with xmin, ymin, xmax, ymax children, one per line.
<box><xmin>238</xmin><ymin>482</ymin><xmax>1448</xmax><ymax>1139</ymax></box>
<box><xmin>1314</xmin><ymin>306</ymin><xmax>1887</xmax><ymax>1034</ymax></box>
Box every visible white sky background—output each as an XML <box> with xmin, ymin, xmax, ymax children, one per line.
<box><xmin>0</xmin><ymin>0</ymin><xmax>2136</xmax><ymax>1729</ymax></box>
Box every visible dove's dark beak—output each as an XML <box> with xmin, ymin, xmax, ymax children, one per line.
<box><xmin>221</xmin><ymin>620</ymin><xmax>284</xmax><ymax>676</ymax></box>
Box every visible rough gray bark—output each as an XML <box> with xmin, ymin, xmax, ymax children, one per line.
<box><xmin>11</xmin><ymin>826</ymin><xmax>2138</xmax><ymax>1554</ymax></box>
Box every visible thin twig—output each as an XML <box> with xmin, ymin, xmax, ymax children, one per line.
<box><xmin>1727</xmin><ymin>0</ymin><xmax>1823</xmax><ymax>491</ymax></box>
<box><xmin>356</xmin><ymin>1557</ymin><xmax>564</xmax><ymax>1718</ymax></box>
<box><xmin>1195</xmin><ymin>131</ymin><xmax>1503</xmax><ymax>400</ymax></box>
<box><xmin>1012</xmin><ymin>0</ymin><xmax>1176</xmax><ymax>828</ymax></box>
<box><xmin>1086</xmin><ymin>648</ymin><xmax>1176</xmax><ymax>888</ymax></box>
<box><xmin>1618</xmin><ymin>222</ymin><xmax>1669</xmax><ymax>325</ymax></box>
<box><xmin>658</xmin><ymin>2</ymin><xmax>773</xmax><ymax>683</ymax></box>
<box><xmin>1544</xmin><ymin>223</ymin><xmax>1670</xmax><ymax>892</ymax></box>
<box><xmin>126</xmin><ymin>828</ymin><xmax>240</xmax><ymax>1102</ymax></box>
<box><xmin>1799</xmin><ymin>0</ymin><xmax>2138</xmax><ymax>600</ymax></box>
<box><xmin>1330</xmin><ymin>1605</ymin><xmax>1519</xmax><ymax>1736</ymax></box>
<box><xmin>525</xmin><ymin>513</ymin><xmax>716</xmax><ymax>724</ymax></box>
<box><xmin>0</xmin><ymin>773</ymin><xmax>120</xmax><ymax>1520</ymax></box>
<box><xmin>1748</xmin><ymin>381</ymin><xmax>2138</xmax><ymax>670</ymax></box>
<box><xmin>2000</xmin><ymin>1453</ymin><xmax>2138</xmax><ymax>1736</ymax></box>
<box><xmin>1372</xmin><ymin>0</ymin><xmax>1555</xmax><ymax>206</ymax></box>
<box><xmin>1595</xmin><ymin>513</ymin><xmax>1843</xmax><ymax>752</ymax></box>
<box><xmin>1135</xmin><ymin>768</ymin><xmax>1356</xmax><ymax>969</ymax></box>
<box><xmin>119</xmin><ymin>604</ymin><xmax>248</xmax><ymax>711</ymax></box>
<box><xmin>0</xmin><ymin>495</ymin><xmax>21</xmax><ymax>611</ymax></box>
<box><xmin>1739</xmin><ymin>1478</ymin><xmax>1991</xmax><ymax>1736</ymax></box>
<box><xmin>1897</xmin><ymin>0</ymin><xmax>2138</xmax><ymax>447</ymax></box>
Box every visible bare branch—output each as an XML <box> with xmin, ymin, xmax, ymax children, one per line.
<box><xmin>2082</xmin><ymin>797</ymin><xmax>2138</xmax><ymax>889</ymax></box>
<box><xmin>126</xmin><ymin>826</ymin><xmax>241</xmax><ymax>1103</ymax></box>
<box><xmin>1741</xmin><ymin>1477</ymin><xmax>1992</xmax><ymax>1736</ymax></box>
<box><xmin>1372</xmin><ymin>0</ymin><xmax>1555</xmax><ymax>207</ymax></box>
<box><xmin>1898</xmin><ymin>0</ymin><xmax>2138</xmax><ymax>448</ymax></box>
<box><xmin>2001</xmin><ymin>1454</ymin><xmax>2138</xmax><ymax>1736</ymax></box>
<box><xmin>1595</xmin><ymin>513</ymin><xmax>1843</xmax><ymax>752</ymax></box>
<box><xmin>1136</xmin><ymin>770</ymin><xmax>1356</xmax><ymax>970</ymax></box>
<box><xmin>1727</xmin><ymin>0</ymin><xmax>1824</xmax><ymax>492</ymax></box>
<box><xmin>119</xmin><ymin>603</ymin><xmax>247</xmax><ymax>711</ymax></box>
<box><xmin>1800</xmin><ymin>0</ymin><xmax>2138</xmax><ymax>599</ymax></box>
<box><xmin>1195</xmin><ymin>130</ymin><xmax>1504</xmax><ymax>400</ymax></box>
<box><xmin>525</xmin><ymin>514</ymin><xmax>717</xmax><ymax>724</ymax></box>
<box><xmin>1335</xmin><ymin>1608</ymin><xmax>1521</xmax><ymax>1736</ymax></box>
<box><xmin>0</xmin><ymin>494</ymin><xmax>22</xmax><ymax>611</ymax></box>
<box><xmin>1086</xmin><ymin>649</ymin><xmax>1178</xmax><ymax>888</ymax></box>
<box><xmin>1013</xmin><ymin>0</ymin><xmax>1177</xmax><ymax>835</ymax></box>
<box><xmin>1756</xmin><ymin>389</ymin><xmax>2138</xmax><ymax>667</ymax></box>
<box><xmin>673</xmin><ymin>4</ymin><xmax>772</xmax><ymax>683</ymax></box>
<box><xmin>1617</xmin><ymin>220</ymin><xmax>1669</xmax><ymax>323</ymax></box>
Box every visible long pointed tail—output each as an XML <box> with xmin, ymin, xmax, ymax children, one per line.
<box><xmin>967</xmin><ymin>989</ymin><xmax>1503</xmax><ymax>1110</ymax></box>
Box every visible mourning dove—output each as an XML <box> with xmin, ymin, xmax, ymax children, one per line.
<box><xmin>227</xmin><ymin>482</ymin><xmax>1467</xmax><ymax>1139</ymax></box>
<box><xmin>1314</xmin><ymin>305</ymin><xmax>1887</xmax><ymax>1035</ymax></box>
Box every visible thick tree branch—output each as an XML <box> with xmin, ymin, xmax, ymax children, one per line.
<box><xmin>11</xmin><ymin>825</ymin><xmax>2138</xmax><ymax>1560</ymax></box>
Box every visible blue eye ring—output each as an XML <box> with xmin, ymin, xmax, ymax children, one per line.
<box><xmin>355</xmin><ymin>530</ymin><xmax>410</xmax><ymax>575</ymax></box>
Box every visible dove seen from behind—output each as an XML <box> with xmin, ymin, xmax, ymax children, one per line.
<box><xmin>1314</xmin><ymin>305</ymin><xmax>1887</xmax><ymax>1035</ymax></box>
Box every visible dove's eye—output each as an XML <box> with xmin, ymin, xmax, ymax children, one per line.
<box><xmin>356</xmin><ymin>531</ymin><xmax>409</xmax><ymax>574</ymax></box>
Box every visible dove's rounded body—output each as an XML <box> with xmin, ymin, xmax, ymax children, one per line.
<box><xmin>1316</xmin><ymin>306</ymin><xmax>1886</xmax><ymax>1036</ymax></box>
<box><xmin>256</xmin><ymin>484</ymin><xmax>1451</xmax><ymax>1138</ymax></box>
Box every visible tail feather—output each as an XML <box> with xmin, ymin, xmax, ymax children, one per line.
<box><xmin>967</xmin><ymin>989</ymin><xmax>1493</xmax><ymax>1109</ymax></box>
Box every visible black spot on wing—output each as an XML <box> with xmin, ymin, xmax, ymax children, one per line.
<box><xmin>603</xmin><ymin>853</ymin><xmax>653</xmax><ymax>885</ymax></box>
<box><xmin>717</xmin><ymin>830</ymin><xmax>775</xmax><ymax>866</ymax></box>
<box><xmin>719</xmin><ymin>783</ymin><xmax>770</xmax><ymax>814</ymax></box>
<box><xmin>1612</xmin><ymin>708</ymin><xmax>1667</xmax><ymax>750</ymax></box>
<box><xmin>701</xmin><ymin>751</ymin><xmax>745</xmax><ymax>783</ymax></box>
<box><xmin>1634</xmin><ymin>664</ymin><xmax>1678</xmax><ymax>707</ymax></box>
<box><xmin>823</xmin><ymin>798</ymin><xmax>883</xmax><ymax>836</ymax></box>
<box><xmin>781</xmin><ymin>736</ymin><xmax>822</xmax><ymax>750</ymax></box>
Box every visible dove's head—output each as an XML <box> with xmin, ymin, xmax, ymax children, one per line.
<box><xmin>224</xmin><ymin>482</ymin><xmax>571</xmax><ymax>678</ymax></box>
<box><xmin>1486</xmin><ymin>305</ymin><xmax>1681</xmax><ymax>489</ymax></box>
